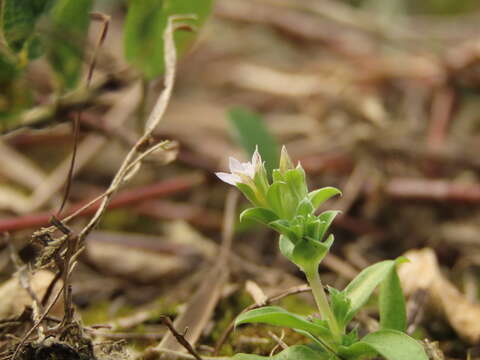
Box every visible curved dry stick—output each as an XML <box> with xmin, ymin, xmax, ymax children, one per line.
<box><xmin>160</xmin><ymin>316</ymin><xmax>203</xmax><ymax>360</ymax></box>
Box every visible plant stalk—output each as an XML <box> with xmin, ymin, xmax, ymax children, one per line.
<box><xmin>305</xmin><ymin>267</ymin><xmax>342</xmax><ymax>344</ymax></box>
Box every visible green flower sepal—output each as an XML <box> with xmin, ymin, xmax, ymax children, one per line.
<box><xmin>279</xmin><ymin>234</ymin><xmax>335</xmax><ymax>272</ymax></box>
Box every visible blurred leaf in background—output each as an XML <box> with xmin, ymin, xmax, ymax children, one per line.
<box><xmin>347</xmin><ymin>0</ymin><xmax>477</xmax><ymax>14</ymax></box>
<box><xmin>1</xmin><ymin>0</ymin><xmax>53</xmax><ymax>59</ymax></box>
<box><xmin>45</xmin><ymin>0</ymin><xmax>93</xmax><ymax>89</ymax></box>
<box><xmin>0</xmin><ymin>54</ymin><xmax>17</xmax><ymax>83</ymax></box>
<box><xmin>228</xmin><ymin>107</ymin><xmax>279</xmax><ymax>176</ymax></box>
<box><xmin>0</xmin><ymin>0</ymin><xmax>92</xmax><ymax>128</ymax></box>
<box><xmin>410</xmin><ymin>0</ymin><xmax>477</xmax><ymax>14</ymax></box>
<box><xmin>124</xmin><ymin>0</ymin><xmax>214</xmax><ymax>79</ymax></box>
<box><xmin>0</xmin><ymin>0</ymin><xmax>51</xmax><ymax>125</ymax></box>
<box><xmin>0</xmin><ymin>68</ymin><xmax>31</xmax><ymax>130</ymax></box>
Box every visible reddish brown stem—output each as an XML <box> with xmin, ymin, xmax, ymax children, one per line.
<box><xmin>0</xmin><ymin>174</ymin><xmax>204</xmax><ymax>233</ymax></box>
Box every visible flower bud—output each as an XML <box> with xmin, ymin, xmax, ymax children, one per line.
<box><xmin>279</xmin><ymin>146</ymin><xmax>294</xmax><ymax>175</ymax></box>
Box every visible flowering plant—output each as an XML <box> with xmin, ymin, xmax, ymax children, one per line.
<box><xmin>217</xmin><ymin>147</ymin><xmax>428</xmax><ymax>360</ymax></box>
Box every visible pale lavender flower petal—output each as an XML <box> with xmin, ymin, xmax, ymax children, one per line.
<box><xmin>216</xmin><ymin>172</ymin><xmax>241</xmax><ymax>186</ymax></box>
<box><xmin>242</xmin><ymin>162</ymin><xmax>255</xmax><ymax>178</ymax></box>
<box><xmin>229</xmin><ymin>157</ymin><xmax>244</xmax><ymax>173</ymax></box>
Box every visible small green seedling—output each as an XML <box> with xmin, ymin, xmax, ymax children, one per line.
<box><xmin>216</xmin><ymin>147</ymin><xmax>427</xmax><ymax>360</ymax></box>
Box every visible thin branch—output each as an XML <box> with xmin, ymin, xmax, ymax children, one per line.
<box><xmin>160</xmin><ymin>316</ymin><xmax>203</xmax><ymax>360</ymax></box>
<box><xmin>58</xmin><ymin>11</ymin><xmax>111</xmax><ymax>216</ymax></box>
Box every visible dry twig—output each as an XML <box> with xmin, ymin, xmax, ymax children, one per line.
<box><xmin>159</xmin><ymin>316</ymin><xmax>203</xmax><ymax>360</ymax></box>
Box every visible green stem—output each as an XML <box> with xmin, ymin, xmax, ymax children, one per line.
<box><xmin>305</xmin><ymin>266</ymin><xmax>342</xmax><ymax>344</ymax></box>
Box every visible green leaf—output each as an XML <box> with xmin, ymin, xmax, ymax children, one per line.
<box><xmin>46</xmin><ymin>0</ymin><xmax>93</xmax><ymax>88</ymax></box>
<box><xmin>124</xmin><ymin>0</ymin><xmax>213</xmax><ymax>79</ymax></box>
<box><xmin>342</xmin><ymin>260</ymin><xmax>397</xmax><ymax>323</ymax></box>
<box><xmin>228</xmin><ymin>107</ymin><xmax>279</xmax><ymax>175</ymax></box>
<box><xmin>266</xmin><ymin>181</ymin><xmax>288</xmax><ymax>218</ymax></box>
<box><xmin>339</xmin><ymin>330</ymin><xmax>428</xmax><ymax>360</ymax></box>
<box><xmin>296</xmin><ymin>198</ymin><xmax>315</xmax><ymax>217</ymax></box>
<box><xmin>328</xmin><ymin>287</ymin><xmax>351</xmax><ymax>332</ymax></box>
<box><xmin>291</xmin><ymin>234</ymin><xmax>334</xmax><ymax>271</ymax></box>
<box><xmin>317</xmin><ymin>210</ymin><xmax>340</xmax><ymax>241</ymax></box>
<box><xmin>279</xmin><ymin>234</ymin><xmax>295</xmax><ymax>261</ymax></box>
<box><xmin>272</xmin><ymin>169</ymin><xmax>284</xmax><ymax>182</ymax></box>
<box><xmin>237</xmin><ymin>183</ymin><xmax>261</xmax><ymax>208</ymax></box>
<box><xmin>270</xmin><ymin>220</ymin><xmax>299</xmax><ymax>243</ymax></box>
<box><xmin>2</xmin><ymin>0</ymin><xmax>52</xmax><ymax>53</ymax></box>
<box><xmin>338</xmin><ymin>341</ymin><xmax>376</xmax><ymax>360</ymax></box>
<box><xmin>0</xmin><ymin>51</ymin><xmax>18</xmax><ymax>82</ymax></box>
<box><xmin>342</xmin><ymin>328</ymin><xmax>359</xmax><ymax>347</ymax></box>
<box><xmin>235</xmin><ymin>306</ymin><xmax>331</xmax><ymax>340</ymax></box>
<box><xmin>240</xmin><ymin>207</ymin><xmax>278</xmax><ymax>225</ymax></box>
<box><xmin>25</xmin><ymin>34</ymin><xmax>43</xmax><ymax>60</ymax></box>
<box><xmin>253</xmin><ymin>162</ymin><xmax>270</xmax><ymax>197</ymax></box>
<box><xmin>304</xmin><ymin>218</ymin><xmax>322</xmax><ymax>239</ymax></box>
<box><xmin>124</xmin><ymin>0</ymin><xmax>162</xmax><ymax>78</ymax></box>
<box><xmin>309</xmin><ymin>187</ymin><xmax>342</xmax><ymax>210</ymax></box>
<box><xmin>284</xmin><ymin>167</ymin><xmax>308</xmax><ymax>201</ymax></box>
<box><xmin>232</xmin><ymin>344</ymin><xmax>329</xmax><ymax>360</ymax></box>
<box><xmin>379</xmin><ymin>266</ymin><xmax>406</xmax><ymax>332</ymax></box>
<box><xmin>293</xmin><ymin>329</ymin><xmax>336</xmax><ymax>356</ymax></box>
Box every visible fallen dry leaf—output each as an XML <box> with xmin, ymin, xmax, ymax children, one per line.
<box><xmin>245</xmin><ymin>280</ymin><xmax>267</xmax><ymax>305</ymax></box>
<box><xmin>0</xmin><ymin>270</ymin><xmax>63</xmax><ymax>319</ymax></box>
<box><xmin>154</xmin><ymin>191</ymin><xmax>238</xmax><ymax>355</ymax></box>
<box><xmin>86</xmin><ymin>231</ymin><xmax>200</xmax><ymax>283</ymax></box>
<box><xmin>399</xmin><ymin>248</ymin><xmax>480</xmax><ymax>343</ymax></box>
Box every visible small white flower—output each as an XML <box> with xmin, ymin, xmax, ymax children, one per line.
<box><xmin>216</xmin><ymin>148</ymin><xmax>262</xmax><ymax>186</ymax></box>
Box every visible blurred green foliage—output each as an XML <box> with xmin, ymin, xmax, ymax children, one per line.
<box><xmin>2</xmin><ymin>0</ymin><xmax>53</xmax><ymax>56</ymax></box>
<box><xmin>46</xmin><ymin>0</ymin><xmax>93</xmax><ymax>89</ymax></box>
<box><xmin>124</xmin><ymin>0</ymin><xmax>214</xmax><ymax>79</ymax></box>
<box><xmin>0</xmin><ymin>0</ymin><xmax>212</xmax><ymax>130</ymax></box>
<box><xmin>0</xmin><ymin>0</ymin><xmax>93</xmax><ymax>127</ymax></box>
<box><xmin>346</xmin><ymin>0</ymin><xmax>479</xmax><ymax>15</ymax></box>
<box><xmin>411</xmin><ymin>0</ymin><xmax>478</xmax><ymax>14</ymax></box>
<box><xmin>228</xmin><ymin>107</ymin><xmax>279</xmax><ymax>176</ymax></box>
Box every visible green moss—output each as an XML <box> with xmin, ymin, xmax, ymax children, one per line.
<box><xmin>278</xmin><ymin>294</ymin><xmax>316</xmax><ymax>317</ymax></box>
<box><xmin>98</xmin><ymin>210</ymin><xmax>159</xmax><ymax>233</ymax></box>
<box><xmin>81</xmin><ymin>301</ymin><xmax>110</xmax><ymax>326</ymax></box>
<box><xmin>209</xmin><ymin>290</ymin><xmax>252</xmax><ymax>345</ymax></box>
<box><xmin>81</xmin><ymin>301</ymin><xmax>135</xmax><ymax>326</ymax></box>
<box><xmin>148</xmin><ymin>298</ymin><xmax>180</xmax><ymax>321</ymax></box>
